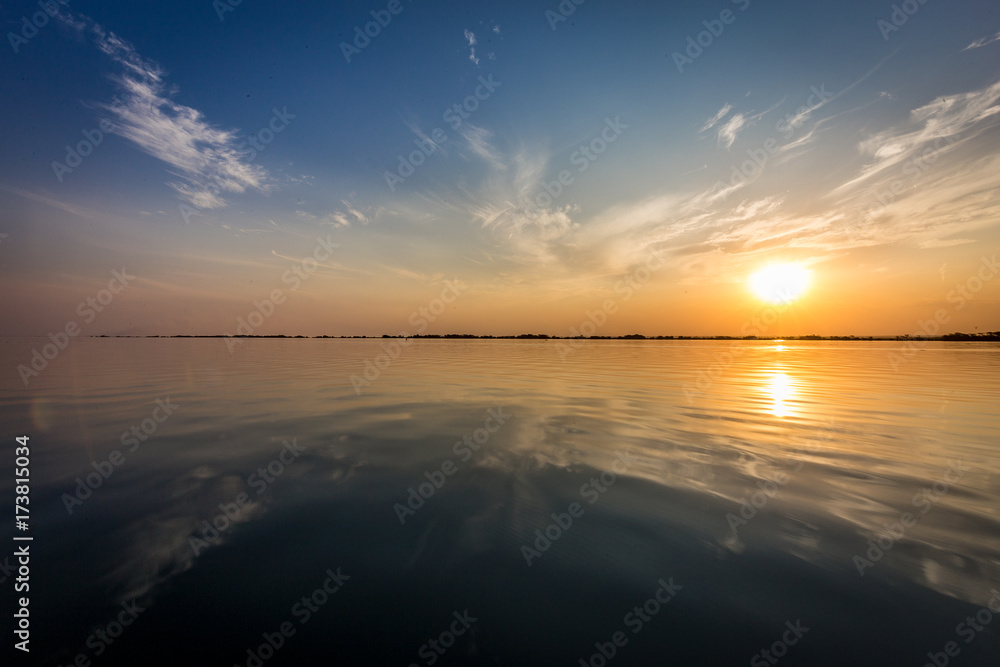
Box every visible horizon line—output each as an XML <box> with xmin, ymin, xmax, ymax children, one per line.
<box><xmin>5</xmin><ymin>332</ymin><xmax>999</xmax><ymax>341</ymax></box>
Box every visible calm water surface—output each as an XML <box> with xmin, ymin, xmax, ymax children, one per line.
<box><xmin>1</xmin><ymin>338</ymin><xmax>998</xmax><ymax>665</ymax></box>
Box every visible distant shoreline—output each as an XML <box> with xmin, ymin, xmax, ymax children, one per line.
<box><xmin>59</xmin><ymin>332</ymin><xmax>1000</xmax><ymax>341</ymax></box>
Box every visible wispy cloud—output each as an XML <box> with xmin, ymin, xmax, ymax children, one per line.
<box><xmin>717</xmin><ymin>113</ymin><xmax>747</xmax><ymax>149</ymax></box>
<box><xmin>464</xmin><ymin>29</ymin><xmax>479</xmax><ymax>65</ymax></box>
<box><xmin>700</xmin><ymin>103</ymin><xmax>732</xmax><ymax>132</ymax></box>
<box><xmin>408</xmin><ymin>143</ymin><xmax>586</xmax><ymax>268</ymax></box>
<box><xmin>392</xmin><ymin>75</ymin><xmax>1000</xmax><ymax>287</ymax></box>
<box><xmin>775</xmin><ymin>58</ymin><xmax>895</xmax><ymax>144</ymax></box>
<box><xmin>459</xmin><ymin>124</ymin><xmax>505</xmax><ymax>169</ymax></box>
<box><xmin>843</xmin><ymin>150</ymin><xmax>1000</xmax><ymax>247</ymax></box>
<box><xmin>296</xmin><ymin>201</ymin><xmax>373</xmax><ymax>228</ymax></box>
<box><xmin>965</xmin><ymin>31</ymin><xmax>1000</xmax><ymax>50</ymax></box>
<box><xmin>0</xmin><ymin>185</ymin><xmax>97</xmax><ymax>219</ymax></box>
<box><xmin>681</xmin><ymin>164</ymin><xmax>708</xmax><ymax>176</ymax></box>
<box><xmin>833</xmin><ymin>78</ymin><xmax>1000</xmax><ymax>193</ymax></box>
<box><xmin>58</xmin><ymin>13</ymin><xmax>268</xmax><ymax>209</ymax></box>
<box><xmin>401</xmin><ymin>114</ymin><xmax>451</xmax><ymax>160</ymax></box>
<box><xmin>919</xmin><ymin>238</ymin><xmax>977</xmax><ymax>249</ymax></box>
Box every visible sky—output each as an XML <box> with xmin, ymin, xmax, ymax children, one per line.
<box><xmin>1</xmin><ymin>0</ymin><xmax>999</xmax><ymax>337</ymax></box>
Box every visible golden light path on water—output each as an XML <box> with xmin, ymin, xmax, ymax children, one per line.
<box><xmin>766</xmin><ymin>371</ymin><xmax>795</xmax><ymax>418</ymax></box>
<box><xmin>762</xmin><ymin>341</ymin><xmax>798</xmax><ymax>418</ymax></box>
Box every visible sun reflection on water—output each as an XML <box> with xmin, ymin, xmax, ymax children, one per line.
<box><xmin>767</xmin><ymin>371</ymin><xmax>796</xmax><ymax>418</ymax></box>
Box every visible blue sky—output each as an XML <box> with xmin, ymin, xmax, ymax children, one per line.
<box><xmin>2</xmin><ymin>0</ymin><xmax>999</xmax><ymax>336</ymax></box>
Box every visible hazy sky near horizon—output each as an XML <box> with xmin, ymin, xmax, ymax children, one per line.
<box><xmin>2</xmin><ymin>0</ymin><xmax>999</xmax><ymax>337</ymax></box>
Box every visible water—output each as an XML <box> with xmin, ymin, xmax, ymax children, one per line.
<box><xmin>1</xmin><ymin>338</ymin><xmax>998</xmax><ymax>666</ymax></box>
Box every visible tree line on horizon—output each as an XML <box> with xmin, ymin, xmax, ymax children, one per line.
<box><xmin>93</xmin><ymin>331</ymin><xmax>1000</xmax><ymax>341</ymax></box>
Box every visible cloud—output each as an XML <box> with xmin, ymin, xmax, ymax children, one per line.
<box><xmin>464</xmin><ymin>29</ymin><xmax>479</xmax><ymax>65</ymax></box>
<box><xmin>700</xmin><ymin>104</ymin><xmax>732</xmax><ymax>132</ymax></box>
<box><xmin>920</xmin><ymin>239</ymin><xmax>977</xmax><ymax>249</ymax></box>
<box><xmin>778</xmin><ymin>126</ymin><xmax>819</xmax><ymax>153</ymax></box>
<box><xmin>394</xmin><ymin>76</ymin><xmax>1000</xmax><ymax>287</ymax></box>
<box><xmin>409</xmin><ymin>144</ymin><xmax>584</xmax><ymax>268</ymax></box>
<box><xmin>680</xmin><ymin>164</ymin><xmax>708</xmax><ymax>176</ymax></box>
<box><xmin>774</xmin><ymin>57</ymin><xmax>895</xmax><ymax>142</ymax></box>
<box><xmin>965</xmin><ymin>31</ymin><xmax>1000</xmax><ymax>50</ymax></box>
<box><xmin>296</xmin><ymin>202</ymin><xmax>372</xmax><ymax>228</ymax></box>
<box><xmin>59</xmin><ymin>13</ymin><xmax>268</xmax><ymax>209</ymax></box>
<box><xmin>699</xmin><ymin>119</ymin><xmax>1000</xmax><ymax>260</ymax></box>
<box><xmin>704</xmin><ymin>99</ymin><xmax>783</xmax><ymax>146</ymax></box>
<box><xmin>843</xmin><ymin>150</ymin><xmax>1000</xmax><ymax>248</ymax></box>
<box><xmin>782</xmin><ymin>101</ymin><xmax>822</xmax><ymax>137</ymax></box>
<box><xmin>402</xmin><ymin>115</ymin><xmax>451</xmax><ymax>160</ymax></box>
<box><xmin>832</xmin><ymin>77</ymin><xmax>1000</xmax><ymax>194</ymax></box>
<box><xmin>0</xmin><ymin>185</ymin><xmax>98</xmax><ymax>219</ymax></box>
<box><xmin>328</xmin><ymin>203</ymin><xmax>372</xmax><ymax>228</ymax></box>
<box><xmin>459</xmin><ymin>124</ymin><xmax>505</xmax><ymax>169</ymax></box>
<box><xmin>717</xmin><ymin>113</ymin><xmax>747</xmax><ymax>149</ymax></box>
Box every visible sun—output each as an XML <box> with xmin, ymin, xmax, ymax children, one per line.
<box><xmin>749</xmin><ymin>263</ymin><xmax>812</xmax><ymax>304</ymax></box>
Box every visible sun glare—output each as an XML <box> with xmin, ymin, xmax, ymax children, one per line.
<box><xmin>749</xmin><ymin>263</ymin><xmax>812</xmax><ymax>304</ymax></box>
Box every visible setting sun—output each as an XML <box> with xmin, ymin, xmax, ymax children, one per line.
<box><xmin>749</xmin><ymin>263</ymin><xmax>812</xmax><ymax>305</ymax></box>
